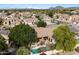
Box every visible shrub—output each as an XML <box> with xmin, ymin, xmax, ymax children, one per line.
<box><xmin>37</xmin><ymin>20</ymin><xmax>47</xmax><ymax>27</ymax></box>
<box><xmin>16</xmin><ymin>47</ymin><xmax>30</xmax><ymax>55</ymax></box>
<box><xmin>0</xmin><ymin>35</ymin><xmax>8</xmax><ymax>52</ymax></box>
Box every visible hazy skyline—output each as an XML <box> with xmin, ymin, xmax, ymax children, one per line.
<box><xmin>0</xmin><ymin>4</ymin><xmax>79</xmax><ymax>9</ymax></box>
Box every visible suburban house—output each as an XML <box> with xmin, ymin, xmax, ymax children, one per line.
<box><xmin>0</xmin><ymin>26</ymin><xmax>10</xmax><ymax>45</ymax></box>
<box><xmin>54</xmin><ymin>14</ymin><xmax>70</xmax><ymax>23</ymax></box>
<box><xmin>18</xmin><ymin>12</ymin><xmax>32</xmax><ymax>19</ymax></box>
<box><xmin>2</xmin><ymin>11</ymin><xmax>38</xmax><ymax>28</ymax></box>
<box><xmin>42</xmin><ymin>14</ymin><xmax>52</xmax><ymax>25</ymax></box>
<box><xmin>69</xmin><ymin>15</ymin><xmax>79</xmax><ymax>26</ymax></box>
<box><xmin>71</xmin><ymin>10</ymin><xmax>79</xmax><ymax>14</ymax></box>
<box><xmin>35</xmin><ymin>27</ymin><xmax>55</xmax><ymax>44</ymax></box>
<box><xmin>0</xmin><ymin>11</ymin><xmax>7</xmax><ymax>19</ymax></box>
<box><xmin>36</xmin><ymin>14</ymin><xmax>52</xmax><ymax>25</ymax></box>
<box><xmin>3</xmin><ymin>16</ymin><xmax>21</xmax><ymax>28</ymax></box>
<box><xmin>22</xmin><ymin>17</ymin><xmax>38</xmax><ymax>26</ymax></box>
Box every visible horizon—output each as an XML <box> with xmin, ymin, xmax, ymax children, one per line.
<box><xmin>0</xmin><ymin>4</ymin><xmax>79</xmax><ymax>9</ymax></box>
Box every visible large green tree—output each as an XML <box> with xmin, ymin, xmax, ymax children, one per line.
<box><xmin>37</xmin><ymin>20</ymin><xmax>47</xmax><ymax>27</ymax></box>
<box><xmin>9</xmin><ymin>24</ymin><xmax>38</xmax><ymax>48</ymax></box>
<box><xmin>0</xmin><ymin>35</ymin><xmax>8</xmax><ymax>52</ymax></box>
<box><xmin>53</xmin><ymin>25</ymin><xmax>77</xmax><ymax>51</ymax></box>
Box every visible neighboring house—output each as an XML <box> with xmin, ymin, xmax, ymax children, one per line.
<box><xmin>18</xmin><ymin>12</ymin><xmax>32</xmax><ymax>19</ymax></box>
<box><xmin>42</xmin><ymin>14</ymin><xmax>52</xmax><ymax>25</ymax></box>
<box><xmin>0</xmin><ymin>11</ymin><xmax>7</xmax><ymax>19</ymax></box>
<box><xmin>71</xmin><ymin>10</ymin><xmax>79</xmax><ymax>14</ymax></box>
<box><xmin>3</xmin><ymin>16</ymin><xmax>38</xmax><ymax>28</ymax></box>
<box><xmin>3</xmin><ymin>17</ymin><xmax>21</xmax><ymax>28</ymax></box>
<box><xmin>22</xmin><ymin>17</ymin><xmax>38</xmax><ymax>26</ymax></box>
<box><xmin>54</xmin><ymin>14</ymin><xmax>79</xmax><ymax>25</ymax></box>
<box><xmin>37</xmin><ymin>14</ymin><xmax>52</xmax><ymax>25</ymax></box>
<box><xmin>0</xmin><ymin>27</ymin><xmax>10</xmax><ymax>45</ymax></box>
<box><xmin>55</xmin><ymin>14</ymin><xmax>70</xmax><ymax>23</ymax></box>
<box><xmin>2</xmin><ymin>11</ymin><xmax>38</xmax><ymax>28</ymax></box>
<box><xmin>69</xmin><ymin>15</ymin><xmax>79</xmax><ymax>25</ymax></box>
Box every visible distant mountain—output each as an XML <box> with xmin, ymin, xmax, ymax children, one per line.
<box><xmin>68</xmin><ymin>7</ymin><xmax>79</xmax><ymax>9</ymax></box>
<box><xmin>49</xmin><ymin>6</ymin><xmax>79</xmax><ymax>10</ymax></box>
<box><xmin>54</xmin><ymin>6</ymin><xmax>64</xmax><ymax>9</ymax></box>
<box><xmin>49</xmin><ymin>7</ymin><xmax>54</xmax><ymax>9</ymax></box>
<box><xmin>1</xmin><ymin>6</ymin><xmax>79</xmax><ymax>10</ymax></box>
<box><xmin>49</xmin><ymin>6</ymin><xmax>64</xmax><ymax>10</ymax></box>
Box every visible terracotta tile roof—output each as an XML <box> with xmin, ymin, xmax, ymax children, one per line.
<box><xmin>35</xmin><ymin>27</ymin><xmax>53</xmax><ymax>38</ymax></box>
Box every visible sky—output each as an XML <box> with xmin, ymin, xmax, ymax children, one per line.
<box><xmin>0</xmin><ymin>4</ymin><xmax>79</xmax><ymax>9</ymax></box>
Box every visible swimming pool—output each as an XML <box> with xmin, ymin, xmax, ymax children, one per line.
<box><xmin>31</xmin><ymin>47</ymin><xmax>49</xmax><ymax>54</ymax></box>
<box><xmin>31</xmin><ymin>48</ymin><xmax>40</xmax><ymax>54</ymax></box>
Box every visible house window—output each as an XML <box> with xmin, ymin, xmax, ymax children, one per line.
<box><xmin>66</xmin><ymin>19</ymin><xmax>67</xmax><ymax>21</ymax></box>
<box><xmin>43</xmin><ymin>36</ymin><xmax>48</xmax><ymax>40</ymax></box>
<box><xmin>12</xmin><ymin>20</ymin><xmax>13</xmax><ymax>22</ymax></box>
<box><xmin>9</xmin><ymin>21</ymin><xmax>11</xmax><ymax>25</ymax></box>
<box><xmin>50</xmin><ymin>39</ymin><xmax>52</xmax><ymax>42</ymax></box>
<box><xmin>49</xmin><ymin>38</ymin><xmax>50</xmax><ymax>41</ymax></box>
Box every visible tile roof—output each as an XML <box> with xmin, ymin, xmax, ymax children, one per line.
<box><xmin>35</xmin><ymin>27</ymin><xmax>53</xmax><ymax>38</ymax></box>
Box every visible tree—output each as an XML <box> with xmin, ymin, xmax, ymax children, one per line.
<box><xmin>16</xmin><ymin>47</ymin><xmax>30</xmax><ymax>55</ymax></box>
<box><xmin>0</xmin><ymin>18</ymin><xmax>3</xmax><ymax>25</ymax></box>
<box><xmin>47</xmin><ymin>10</ymin><xmax>54</xmax><ymax>18</ymax></box>
<box><xmin>37</xmin><ymin>20</ymin><xmax>47</xmax><ymax>27</ymax></box>
<box><xmin>0</xmin><ymin>35</ymin><xmax>8</xmax><ymax>52</ymax></box>
<box><xmin>9</xmin><ymin>24</ymin><xmax>38</xmax><ymax>48</ymax></box>
<box><xmin>53</xmin><ymin>25</ymin><xmax>77</xmax><ymax>51</ymax></box>
<box><xmin>46</xmin><ymin>43</ymin><xmax>55</xmax><ymax>51</ymax></box>
<box><xmin>56</xmin><ymin>15</ymin><xmax>59</xmax><ymax>19</ymax></box>
<box><xmin>35</xmin><ymin>15</ymin><xmax>41</xmax><ymax>21</ymax></box>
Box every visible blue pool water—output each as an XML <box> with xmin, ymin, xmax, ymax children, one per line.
<box><xmin>31</xmin><ymin>47</ymin><xmax>49</xmax><ymax>54</ymax></box>
<box><xmin>31</xmin><ymin>48</ymin><xmax>40</xmax><ymax>54</ymax></box>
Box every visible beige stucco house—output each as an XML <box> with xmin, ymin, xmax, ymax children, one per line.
<box><xmin>54</xmin><ymin>14</ymin><xmax>70</xmax><ymax>23</ymax></box>
<box><xmin>3</xmin><ymin>17</ymin><xmax>21</xmax><ymax>28</ymax></box>
<box><xmin>35</xmin><ymin>27</ymin><xmax>55</xmax><ymax>44</ymax></box>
